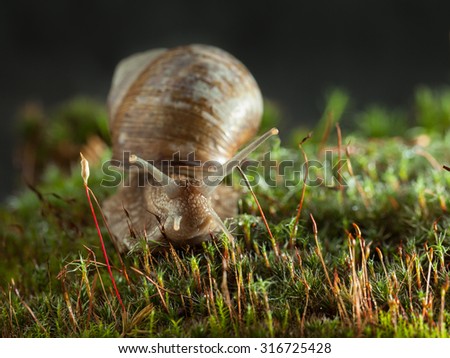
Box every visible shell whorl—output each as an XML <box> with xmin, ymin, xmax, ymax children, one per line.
<box><xmin>108</xmin><ymin>44</ymin><xmax>263</xmax><ymax>166</ymax></box>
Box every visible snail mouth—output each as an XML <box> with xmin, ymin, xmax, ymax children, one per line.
<box><xmin>158</xmin><ymin>205</ymin><xmax>234</xmax><ymax>247</ymax></box>
<box><xmin>164</xmin><ymin>214</ymin><xmax>213</xmax><ymax>244</ymax></box>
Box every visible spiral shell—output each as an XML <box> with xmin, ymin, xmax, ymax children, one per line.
<box><xmin>108</xmin><ymin>44</ymin><xmax>263</xmax><ymax>165</ymax></box>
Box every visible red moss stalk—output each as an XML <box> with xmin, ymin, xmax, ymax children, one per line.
<box><xmin>80</xmin><ymin>153</ymin><xmax>125</xmax><ymax>313</ymax></box>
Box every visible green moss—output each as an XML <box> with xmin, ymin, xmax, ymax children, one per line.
<box><xmin>1</xmin><ymin>88</ymin><xmax>450</xmax><ymax>337</ymax></box>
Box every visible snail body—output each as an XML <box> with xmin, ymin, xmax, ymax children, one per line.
<box><xmin>103</xmin><ymin>44</ymin><xmax>277</xmax><ymax>251</ymax></box>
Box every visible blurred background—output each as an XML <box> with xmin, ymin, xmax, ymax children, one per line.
<box><xmin>0</xmin><ymin>0</ymin><xmax>449</xmax><ymax>201</ymax></box>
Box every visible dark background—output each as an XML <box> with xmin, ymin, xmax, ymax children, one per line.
<box><xmin>1</xmin><ymin>0</ymin><xmax>449</xmax><ymax>200</ymax></box>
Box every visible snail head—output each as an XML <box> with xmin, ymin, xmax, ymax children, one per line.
<box><xmin>129</xmin><ymin>127</ymin><xmax>279</xmax><ymax>245</ymax></box>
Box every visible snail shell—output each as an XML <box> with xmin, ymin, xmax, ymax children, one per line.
<box><xmin>109</xmin><ymin>44</ymin><xmax>262</xmax><ymax>166</ymax></box>
<box><xmin>103</xmin><ymin>44</ymin><xmax>273</xmax><ymax>252</ymax></box>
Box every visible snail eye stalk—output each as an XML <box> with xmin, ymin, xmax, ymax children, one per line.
<box><xmin>129</xmin><ymin>154</ymin><xmax>181</xmax><ymax>198</ymax></box>
<box><xmin>200</xmin><ymin>127</ymin><xmax>279</xmax><ymax>196</ymax></box>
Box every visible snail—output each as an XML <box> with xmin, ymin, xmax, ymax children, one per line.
<box><xmin>103</xmin><ymin>44</ymin><xmax>278</xmax><ymax>252</ymax></box>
